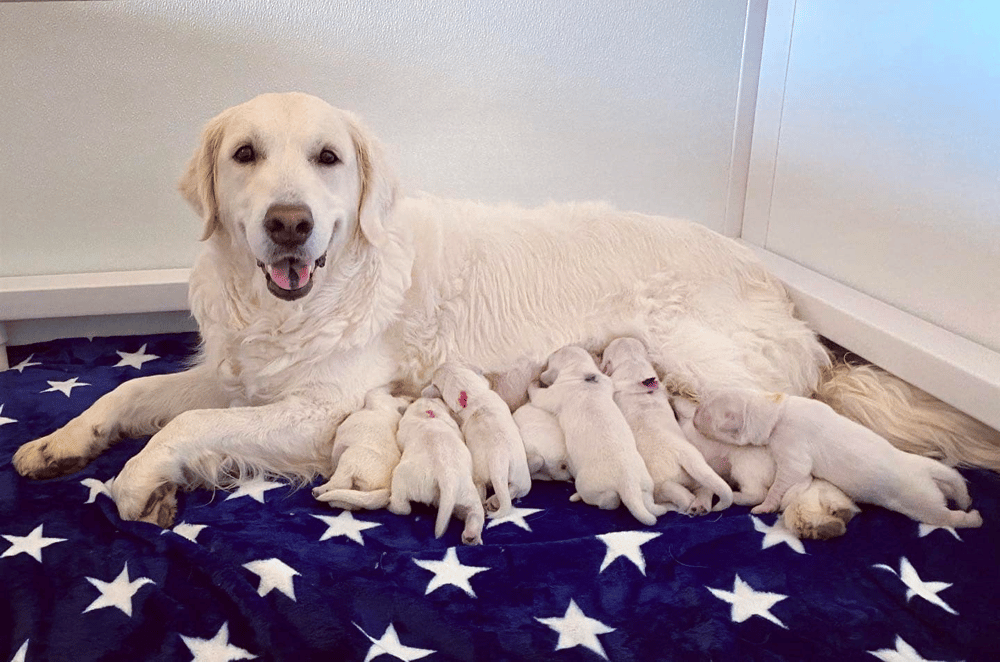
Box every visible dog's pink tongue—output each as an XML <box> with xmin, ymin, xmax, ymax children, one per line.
<box><xmin>269</xmin><ymin>263</ymin><xmax>311</xmax><ymax>291</ymax></box>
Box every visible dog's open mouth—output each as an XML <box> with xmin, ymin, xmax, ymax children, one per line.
<box><xmin>257</xmin><ymin>254</ymin><xmax>327</xmax><ymax>301</ymax></box>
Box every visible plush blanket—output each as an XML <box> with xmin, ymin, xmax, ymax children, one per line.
<box><xmin>2</xmin><ymin>333</ymin><xmax>997</xmax><ymax>661</ymax></box>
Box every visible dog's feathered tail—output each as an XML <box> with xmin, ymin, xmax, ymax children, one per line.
<box><xmin>813</xmin><ymin>362</ymin><xmax>1000</xmax><ymax>471</ymax></box>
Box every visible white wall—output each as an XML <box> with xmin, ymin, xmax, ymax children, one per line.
<box><xmin>0</xmin><ymin>0</ymin><xmax>750</xmax><ymax>279</ymax></box>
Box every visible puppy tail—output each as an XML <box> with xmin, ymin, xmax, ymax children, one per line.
<box><xmin>814</xmin><ymin>361</ymin><xmax>1000</xmax><ymax>470</ymax></box>
<box><xmin>620</xmin><ymin>485</ymin><xmax>658</xmax><ymax>527</ymax></box>
<box><xmin>435</xmin><ymin>480</ymin><xmax>458</xmax><ymax>538</ymax></box>
<box><xmin>313</xmin><ymin>488</ymin><xmax>390</xmax><ymax>511</ymax></box>
<box><xmin>487</xmin><ymin>455</ymin><xmax>514</xmax><ymax>517</ymax></box>
<box><xmin>676</xmin><ymin>441</ymin><xmax>734</xmax><ymax>511</ymax></box>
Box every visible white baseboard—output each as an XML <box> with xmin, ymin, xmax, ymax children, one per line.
<box><xmin>747</xmin><ymin>245</ymin><xmax>1000</xmax><ymax>432</ymax></box>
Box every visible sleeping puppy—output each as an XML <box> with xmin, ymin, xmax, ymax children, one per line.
<box><xmin>512</xmin><ymin>398</ymin><xmax>572</xmax><ymax>482</ymax></box>
<box><xmin>601</xmin><ymin>337</ymin><xmax>733</xmax><ymax>514</ymax></box>
<box><xmin>389</xmin><ymin>397</ymin><xmax>485</xmax><ymax>544</ymax></box>
<box><xmin>311</xmin><ymin>386</ymin><xmax>411</xmax><ymax>510</ymax></box>
<box><xmin>528</xmin><ymin>346</ymin><xmax>666</xmax><ymax>526</ymax></box>
<box><xmin>693</xmin><ymin>389</ymin><xmax>983</xmax><ymax>528</ymax></box>
<box><xmin>423</xmin><ymin>362</ymin><xmax>532</xmax><ymax>515</ymax></box>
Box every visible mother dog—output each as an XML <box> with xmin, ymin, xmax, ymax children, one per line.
<box><xmin>13</xmin><ymin>92</ymin><xmax>997</xmax><ymax>536</ymax></box>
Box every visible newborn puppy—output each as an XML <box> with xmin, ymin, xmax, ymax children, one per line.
<box><xmin>424</xmin><ymin>362</ymin><xmax>532</xmax><ymax>515</ymax></box>
<box><xmin>312</xmin><ymin>386</ymin><xmax>411</xmax><ymax>510</ymax></box>
<box><xmin>601</xmin><ymin>337</ymin><xmax>733</xmax><ymax>514</ymax></box>
<box><xmin>512</xmin><ymin>399</ymin><xmax>572</xmax><ymax>481</ymax></box>
<box><xmin>694</xmin><ymin>388</ymin><xmax>982</xmax><ymax>528</ymax></box>
<box><xmin>389</xmin><ymin>397</ymin><xmax>485</xmax><ymax>544</ymax></box>
<box><xmin>528</xmin><ymin>346</ymin><xmax>666</xmax><ymax>525</ymax></box>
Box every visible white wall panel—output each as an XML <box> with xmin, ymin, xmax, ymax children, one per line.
<box><xmin>0</xmin><ymin>0</ymin><xmax>748</xmax><ymax>278</ymax></box>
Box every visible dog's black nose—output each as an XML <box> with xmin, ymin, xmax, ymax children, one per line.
<box><xmin>264</xmin><ymin>204</ymin><xmax>314</xmax><ymax>247</ymax></box>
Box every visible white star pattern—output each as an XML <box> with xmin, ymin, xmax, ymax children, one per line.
<box><xmin>868</xmin><ymin>635</ymin><xmax>930</xmax><ymax>662</ymax></box>
<box><xmin>312</xmin><ymin>511</ymin><xmax>382</xmax><ymax>545</ymax></box>
<box><xmin>485</xmin><ymin>506</ymin><xmax>543</xmax><ymax>532</ymax></box>
<box><xmin>81</xmin><ymin>477</ymin><xmax>115</xmax><ymax>504</ymax></box>
<box><xmin>536</xmin><ymin>598</ymin><xmax>616</xmax><ymax>660</ymax></box>
<box><xmin>114</xmin><ymin>344</ymin><xmax>159</xmax><ymax>369</ymax></box>
<box><xmin>224</xmin><ymin>477</ymin><xmax>284</xmax><ymax>503</ymax></box>
<box><xmin>168</xmin><ymin>522</ymin><xmax>208</xmax><ymax>543</ymax></box>
<box><xmin>918</xmin><ymin>523</ymin><xmax>962</xmax><ymax>541</ymax></box>
<box><xmin>596</xmin><ymin>531</ymin><xmax>661</xmax><ymax>575</ymax></box>
<box><xmin>7</xmin><ymin>354</ymin><xmax>41</xmax><ymax>373</ymax></box>
<box><xmin>707</xmin><ymin>574</ymin><xmax>789</xmax><ymax>629</ymax></box>
<box><xmin>874</xmin><ymin>557</ymin><xmax>957</xmax><ymax>615</ymax></box>
<box><xmin>1</xmin><ymin>524</ymin><xmax>67</xmax><ymax>563</ymax></box>
<box><xmin>412</xmin><ymin>547</ymin><xmax>490</xmax><ymax>597</ymax></box>
<box><xmin>83</xmin><ymin>563</ymin><xmax>155</xmax><ymax>617</ymax></box>
<box><xmin>243</xmin><ymin>558</ymin><xmax>300</xmax><ymax>601</ymax></box>
<box><xmin>11</xmin><ymin>639</ymin><xmax>28</xmax><ymax>662</ymax></box>
<box><xmin>180</xmin><ymin>622</ymin><xmax>254</xmax><ymax>662</ymax></box>
<box><xmin>354</xmin><ymin>622</ymin><xmax>436</xmax><ymax>662</ymax></box>
<box><xmin>40</xmin><ymin>377</ymin><xmax>90</xmax><ymax>397</ymax></box>
<box><xmin>0</xmin><ymin>404</ymin><xmax>16</xmax><ymax>428</ymax></box>
<box><xmin>751</xmin><ymin>516</ymin><xmax>806</xmax><ymax>554</ymax></box>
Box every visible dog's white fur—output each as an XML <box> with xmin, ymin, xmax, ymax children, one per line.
<box><xmin>423</xmin><ymin>362</ymin><xmax>532</xmax><ymax>515</ymax></box>
<box><xmin>529</xmin><ymin>346</ymin><xmax>666</xmax><ymax>525</ymax></box>
<box><xmin>694</xmin><ymin>389</ymin><xmax>983</xmax><ymax>528</ymax></box>
<box><xmin>601</xmin><ymin>337</ymin><xmax>733</xmax><ymax>514</ymax></box>
<box><xmin>12</xmin><ymin>92</ymin><xmax>997</xmax><ymax>535</ymax></box>
<box><xmin>388</xmin><ymin>397</ymin><xmax>485</xmax><ymax>544</ymax></box>
<box><xmin>512</xmin><ymin>400</ymin><xmax>572</xmax><ymax>482</ymax></box>
<box><xmin>311</xmin><ymin>386</ymin><xmax>410</xmax><ymax>510</ymax></box>
<box><xmin>673</xmin><ymin>396</ymin><xmax>859</xmax><ymax>539</ymax></box>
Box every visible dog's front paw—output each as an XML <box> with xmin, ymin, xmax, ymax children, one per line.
<box><xmin>13</xmin><ymin>426</ymin><xmax>99</xmax><ymax>480</ymax></box>
<box><xmin>111</xmin><ymin>453</ymin><xmax>179</xmax><ymax>528</ymax></box>
<box><xmin>750</xmin><ymin>503</ymin><xmax>777</xmax><ymax>515</ymax></box>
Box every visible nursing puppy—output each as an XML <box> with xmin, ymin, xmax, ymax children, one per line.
<box><xmin>389</xmin><ymin>397</ymin><xmax>485</xmax><ymax>544</ymax></box>
<box><xmin>694</xmin><ymin>389</ymin><xmax>983</xmax><ymax>528</ymax></box>
<box><xmin>423</xmin><ymin>362</ymin><xmax>531</xmax><ymax>515</ymax></box>
<box><xmin>311</xmin><ymin>386</ymin><xmax>411</xmax><ymax>510</ymax></box>
<box><xmin>528</xmin><ymin>346</ymin><xmax>666</xmax><ymax>525</ymax></box>
<box><xmin>601</xmin><ymin>337</ymin><xmax>732</xmax><ymax>514</ymax></box>
<box><xmin>512</xmin><ymin>399</ymin><xmax>571</xmax><ymax>481</ymax></box>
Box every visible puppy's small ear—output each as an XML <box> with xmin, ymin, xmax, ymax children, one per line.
<box><xmin>421</xmin><ymin>384</ymin><xmax>442</xmax><ymax>399</ymax></box>
<box><xmin>539</xmin><ymin>366</ymin><xmax>559</xmax><ymax>386</ymax></box>
<box><xmin>179</xmin><ymin>111</ymin><xmax>229</xmax><ymax>241</ymax></box>
<box><xmin>345</xmin><ymin>112</ymin><xmax>398</xmax><ymax>249</ymax></box>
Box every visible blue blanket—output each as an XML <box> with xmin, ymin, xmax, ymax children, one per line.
<box><xmin>2</xmin><ymin>333</ymin><xmax>998</xmax><ymax>661</ymax></box>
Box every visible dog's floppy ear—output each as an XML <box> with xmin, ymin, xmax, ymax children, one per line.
<box><xmin>421</xmin><ymin>384</ymin><xmax>442</xmax><ymax>399</ymax></box>
<box><xmin>539</xmin><ymin>366</ymin><xmax>559</xmax><ymax>386</ymax></box>
<box><xmin>345</xmin><ymin>112</ymin><xmax>398</xmax><ymax>249</ymax></box>
<box><xmin>736</xmin><ymin>391</ymin><xmax>782</xmax><ymax>445</ymax></box>
<box><xmin>178</xmin><ymin>110</ymin><xmax>229</xmax><ymax>241</ymax></box>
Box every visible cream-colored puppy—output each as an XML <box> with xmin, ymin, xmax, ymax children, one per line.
<box><xmin>694</xmin><ymin>389</ymin><xmax>982</xmax><ymax>528</ymax></box>
<box><xmin>423</xmin><ymin>362</ymin><xmax>531</xmax><ymax>515</ymax></box>
<box><xmin>389</xmin><ymin>397</ymin><xmax>485</xmax><ymax>544</ymax></box>
<box><xmin>601</xmin><ymin>337</ymin><xmax>732</xmax><ymax>514</ymax></box>
<box><xmin>311</xmin><ymin>386</ymin><xmax>411</xmax><ymax>510</ymax></box>
<box><xmin>512</xmin><ymin>399</ymin><xmax>571</xmax><ymax>481</ymax></box>
<box><xmin>528</xmin><ymin>346</ymin><xmax>666</xmax><ymax>526</ymax></box>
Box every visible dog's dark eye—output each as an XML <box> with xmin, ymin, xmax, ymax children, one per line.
<box><xmin>317</xmin><ymin>149</ymin><xmax>339</xmax><ymax>166</ymax></box>
<box><xmin>233</xmin><ymin>144</ymin><xmax>256</xmax><ymax>164</ymax></box>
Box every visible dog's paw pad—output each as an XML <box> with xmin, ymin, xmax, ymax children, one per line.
<box><xmin>138</xmin><ymin>483</ymin><xmax>178</xmax><ymax>528</ymax></box>
<box><xmin>13</xmin><ymin>438</ymin><xmax>90</xmax><ymax>480</ymax></box>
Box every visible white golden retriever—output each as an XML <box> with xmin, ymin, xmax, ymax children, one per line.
<box><xmin>529</xmin><ymin>346</ymin><xmax>666</xmax><ymax>525</ymax></box>
<box><xmin>601</xmin><ymin>337</ymin><xmax>733</xmax><ymax>514</ymax></box>
<box><xmin>512</xmin><ymin>400</ymin><xmax>572</xmax><ymax>482</ymax></box>
<box><xmin>422</xmin><ymin>362</ymin><xmax>531</xmax><ymax>515</ymax></box>
<box><xmin>694</xmin><ymin>389</ymin><xmax>983</xmax><ymax>528</ymax></box>
<box><xmin>311</xmin><ymin>386</ymin><xmax>410</xmax><ymax>511</ymax></box>
<box><xmin>12</xmin><ymin>92</ymin><xmax>997</xmax><ymax>534</ymax></box>
<box><xmin>389</xmin><ymin>397</ymin><xmax>484</xmax><ymax>544</ymax></box>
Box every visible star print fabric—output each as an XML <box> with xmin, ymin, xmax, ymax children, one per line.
<box><xmin>2</xmin><ymin>333</ymin><xmax>1000</xmax><ymax>661</ymax></box>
